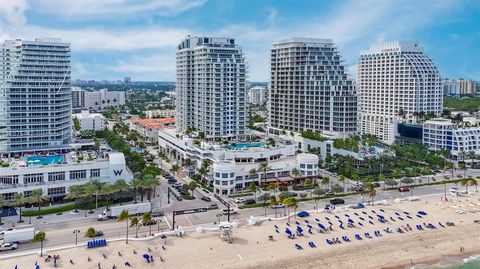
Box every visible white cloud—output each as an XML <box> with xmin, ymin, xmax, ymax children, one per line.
<box><xmin>0</xmin><ymin>0</ymin><xmax>28</xmax><ymax>26</ymax></box>
<box><xmin>34</xmin><ymin>0</ymin><xmax>207</xmax><ymax>17</ymax></box>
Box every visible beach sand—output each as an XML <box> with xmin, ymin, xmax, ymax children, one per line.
<box><xmin>2</xmin><ymin>192</ymin><xmax>480</xmax><ymax>269</ymax></box>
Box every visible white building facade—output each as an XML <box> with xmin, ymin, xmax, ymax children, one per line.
<box><xmin>0</xmin><ymin>152</ymin><xmax>132</xmax><ymax>200</ymax></box>
<box><xmin>357</xmin><ymin>41</ymin><xmax>443</xmax><ymax>144</ymax></box>
<box><xmin>247</xmin><ymin>86</ymin><xmax>267</xmax><ymax>105</ymax></box>
<box><xmin>73</xmin><ymin>110</ymin><xmax>106</xmax><ymax>131</ymax></box>
<box><xmin>175</xmin><ymin>36</ymin><xmax>247</xmax><ymax>140</ymax></box>
<box><xmin>145</xmin><ymin>109</ymin><xmax>175</xmax><ymax>118</ymax></box>
<box><xmin>74</xmin><ymin>89</ymin><xmax>126</xmax><ymax>111</ymax></box>
<box><xmin>0</xmin><ymin>38</ymin><xmax>72</xmax><ymax>155</ymax></box>
<box><xmin>269</xmin><ymin>38</ymin><xmax>357</xmax><ymax>138</ymax></box>
<box><xmin>423</xmin><ymin>118</ymin><xmax>480</xmax><ymax>160</ymax></box>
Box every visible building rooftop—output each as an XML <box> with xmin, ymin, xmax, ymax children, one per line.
<box><xmin>130</xmin><ymin>117</ymin><xmax>175</xmax><ymax>129</ymax></box>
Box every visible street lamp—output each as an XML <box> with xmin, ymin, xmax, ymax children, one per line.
<box><xmin>73</xmin><ymin>229</ymin><xmax>80</xmax><ymax>245</ymax></box>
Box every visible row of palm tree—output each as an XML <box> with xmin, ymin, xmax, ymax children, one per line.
<box><xmin>130</xmin><ymin>173</ymin><xmax>160</xmax><ymax>202</ymax></box>
<box><xmin>118</xmin><ymin>209</ymin><xmax>155</xmax><ymax>244</ymax></box>
<box><xmin>0</xmin><ymin>189</ymin><xmax>49</xmax><ymax>223</ymax></box>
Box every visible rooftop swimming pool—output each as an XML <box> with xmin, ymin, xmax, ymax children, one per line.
<box><xmin>225</xmin><ymin>142</ymin><xmax>265</xmax><ymax>149</ymax></box>
<box><xmin>26</xmin><ymin>155</ymin><xmax>65</xmax><ymax>166</ymax></box>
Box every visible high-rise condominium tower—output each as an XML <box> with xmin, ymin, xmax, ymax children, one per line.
<box><xmin>0</xmin><ymin>38</ymin><xmax>72</xmax><ymax>154</ymax></box>
<box><xmin>357</xmin><ymin>41</ymin><xmax>442</xmax><ymax>144</ymax></box>
<box><xmin>269</xmin><ymin>38</ymin><xmax>357</xmax><ymax>138</ymax></box>
<box><xmin>175</xmin><ymin>36</ymin><xmax>247</xmax><ymax>140</ymax></box>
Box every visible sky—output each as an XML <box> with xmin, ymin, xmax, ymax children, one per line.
<box><xmin>0</xmin><ymin>0</ymin><xmax>479</xmax><ymax>82</ymax></box>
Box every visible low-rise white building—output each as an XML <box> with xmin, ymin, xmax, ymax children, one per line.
<box><xmin>0</xmin><ymin>152</ymin><xmax>132</xmax><ymax>200</ymax></box>
<box><xmin>129</xmin><ymin>117</ymin><xmax>175</xmax><ymax>143</ymax></box>
<box><xmin>423</xmin><ymin>118</ymin><xmax>480</xmax><ymax>161</ymax></box>
<box><xmin>72</xmin><ymin>88</ymin><xmax>126</xmax><ymax>111</ymax></box>
<box><xmin>158</xmin><ymin>128</ymin><xmax>321</xmax><ymax>195</ymax></box>
<box><xmin>145</xmin><ymin>109</ymin><xmax>175</xmax><ymax>118</ymax></box>
<box><xmin>73</xmin><ymin>110</ymin><xmax>106</xmax><ymax>131</ymax></box>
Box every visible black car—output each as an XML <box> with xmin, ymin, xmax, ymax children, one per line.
<box><xmin>201</xmin><ymin>196</ymin><xmax>211</xmax><ymax>202</ymax></box>
<box><xmin>372</xmin><ymin>183</ymin><xmax>380</xmax><ymax>188</ymax></box>
<box><xmin>330</xmin><ymin>198</ymin><xmax>345</xmax><ymax>205</ymax></box>
<box><xmin>167</xmin><ymin>179</ymin><xmax>177</xmax><ymax>184</ymax></box>
<box><xmin>244</xmin><ymin>199</ymin><xmax>256</xmax><ymax>205</ymax></box>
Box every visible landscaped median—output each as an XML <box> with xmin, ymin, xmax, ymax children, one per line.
<box><xmin>237</xmin><ymin>192</ymin><xmax>352</xmax><ymax>209</ymax></box>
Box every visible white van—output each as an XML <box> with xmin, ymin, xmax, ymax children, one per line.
<box><xmin>449</xmin><ymin>187</ymin><xmax>461</xmax><ymax>196</ymax></box>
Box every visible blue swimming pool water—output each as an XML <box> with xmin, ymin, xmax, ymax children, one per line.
<box><xmin>26</xmin><ymin>155</ymin><xmax>65</xmax><ymax>166</ymax></box>
<box><xmin>225</xmin><ymin>142</ymin><xmax>264</xmax><ymax>149</ymax></box>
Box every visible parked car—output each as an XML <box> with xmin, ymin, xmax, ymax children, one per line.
<box><xmin>207</xmin><ymin>204</ymin><xmax>219</xmax><ymax>210</ymax></box>
<box><xmin>151</xmin><ymin>210</ymin><xmax>164</xmax><ymax>217</ymax></box>
<box><xmin>222</xmin><ymin>209</ymin><xmax>237</xmax><ymax>215</ymax></box>
<box><xmin>172</xmin><ymin>182</ymin><xmax>183</xmax><ymax>188</ymax></box>
<box><xmin>140</xmin><ymin>219</ymin><xmax>157</xmax><ymax>226</ymax></box>
<box><xmin>288</xmin><ymin>192</ymin><xmax>298</xmax><ymax>197</ymax></box>
<box><xmin>91</xmin><ymin>230</ymin><xmax>104</xmax><ymax>237</ymax></box>
<box><xmin>372</xmin><ymin>183</ymin><xmax>381</xmax><ymax>188</ymax></box>
<box><xmin>234</xmin><ymin>198</ymin><xmax>245</xmax><ymax>203</ymax></box>
<box><xmin>271</xmin><ymin>203</ymin><xmax>285</xmax><ymax>209</ymax></box>
<box><xmin>167</xmin><ymin>178</ymin><xmax>177</xmax><ymax>184</ymax></box>
<box><xmin>244</xmin><ymin>199</ymin><xmax>256</xmax><ymax>205</ymax></box>
<box><xmin>398</xmin><ymin>186</ymin><xmax>410</xmax><ymax>192</ymax></box>
<box><xmin>201</xmin><ymin>196</ymin><xmax>211</xmax><ymax>202</ymax></box>
<box><xmin>329</xmin><ymin>198</ymin><xmax>345</xmax><ymax>205</ymax></box>
<box><xmin>0</xmin><ymin>242</ymin><xmax>17</xmax><ymax>251</ymax></box>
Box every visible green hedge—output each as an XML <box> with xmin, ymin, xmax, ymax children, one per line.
<box><xmin>238</xmin><ymin>202</ymin><xmax>268</xmax><ymax>209</ymax></box>
<box><xmin>292</xmin><ymin>185</ymin><xmax>316</xmax><ymax>191</ymax></box>
<box><xmin>22</xmin><ymin>198</ymin><xmax>133</xmax><ymax>216</ymax></box>
<box><xmin>385</xmin><ymin>178</ymin><xmax>463</xmax><ymax>190</ymax></box>
<box><xmin>229</xmin><ymin>192</ymin><xmax>253</xmax><ymax>198</ymax></box>
<box><xmin>181</xmin><ymin>194</ymin><xmax>195</xmax><ymax>200</ymax></box>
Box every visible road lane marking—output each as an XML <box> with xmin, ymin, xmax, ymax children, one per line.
<box><xmin>184</xmin><ymin>215</ymin><xmax>193</xmax><ymax>226</ymax></box>
<box><xmin>238</xmin><ymin>254</ymin><xmax>243</xmax><ymax>261</ymax></box>
<box><xmin>164</xmin><ymin>214</ymin><xmax>172</xmax><ymax>230</ymax></box>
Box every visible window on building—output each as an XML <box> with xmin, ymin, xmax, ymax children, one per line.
<box><xmin>48</xmin><ymin>187</ymin><xmax>66</xmax><ymax>196</ymax></box>
<box><xmin>70</xmin><ymin>170</ymin><xmax>87</xmax><ymax>180</ymax></box>
<box><xmin>91</xmin><ymin>169</ymin><xmax>100</xmax><ymax>178</ymax></box>
<box><xmin>48</xmin><ymin>172</ymin><xmax>65</xmax><ymax>182</ymax></box>
<box><xmin>300</xmin><ymin>163</ymin><xmax>305</xmax><ymax>168</ymax></box>
<box><xmin>0</xmin><ymin>175</ymin><xmax>19</xmax><ymax>185</ymax></box>
<box><xmin>23</xmin><ymin>173</ymin><xmax>43</xmax><ymax>184</ymax></box>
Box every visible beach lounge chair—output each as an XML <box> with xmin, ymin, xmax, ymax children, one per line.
<box><xmin>371</xmin><ymin>210</ymin><xmax>376</xmax><ymax>214</ymax></box>
<box><xmin>415</xmin><ymin>225</ymin><xmax>423</xmax><ymax>231</ymax></box>
<box><xmin>274</xmin><ymin>225</ymin><xmax>278</xmax><ymax>229</ymax></box>
<box><xmin>379</xmin><ymin>209</ymin><xmax>385</xmax><ymax>213</ymax></box>
<box><xmin>308</xmin><ymin>228</ymin><xmax>313</xmax><ymax>234</ymax></box>
<box><xmin>326</xmin><ymin>239</ymin><xmax>334</xmax><ymax>245</ymax></box>
<box><xmin>345</xmin><ymin>214</ymin><xmax>350</xmax><ymax>217</ymax></box>
<box><xmin>295</xmin><ymin>221</ymin><xmax>300</xmax><ymax>225</ymax></box>
<box><xmin>398</xmin><ymin>217</ymin><xmax>404</xmax><ymax>221</ymax></box>
<box><xmin>309</xmin><ymin>242</ymin><xmax>317</xmax><ymax>248</ymax></box>
<box><xmin>368</xmin><ymin>215</ymin><xmax>374</xmax><ymax>220</ymax></box>
<box><xmin>358</xmin><ymin>222</ymin><xmax>364</xmax><ymax>226</ymax></box>
<box><xmin>359</xmin><ymin>217</ymin><xmax>365</xmax><ymax>221</ymax></box>
<box><xmin>307</xmin><ymin>224</ymin><xmax>313</xmax><ymax>228</ymax></box>
<box><xmin>383</xmin><ymin>228</ymin><xmax>392</xmax><ymax>233</ymax></box>
<box><xmin>315</xmin><ymin>218</ymin><xmax>320</xmax><ymax>222</ymax></box>
<box><xmin>335</xmin><ymin>215</ymin><xmax>340</xmax><ymax>219</ymax></box>
<box><xmin>354</xmin><ymin>212</ymin><xmax>359</xmax><ymax>216</ymax></box>
<box><xmin>339</xmin><ymin>223</ymin><xmax>344</xmax><ymax>229</ymax></box>
<box><xmin>418</xmin><ymin>211</ymin><xmax>427</xmax><ymax>216</ymax></box>
<box><xmin>446</xmin><ymin>222</ymin><xmax>455</xmax><ymax>226</ymax></box>
<box><xmin>364</xmin><ymin>232</ymin><xmax>372</xmax><ymax>238</ymax></box>
<box><xmin>390</xmin><ymin>216</ymin><xmax>396</xmax><ymax>222</ymax></box>
<box><xmin>325</xmin><ymin>217</ymin><xmax>330</xmax><ymax>221</ymax></box>
<box><xmin>395</xmin><ymin>212</ymin><xmax>400</xmax><ymax>216</ymax></box>
<box><xmin>428</xmin><ymin>223</ymin><xmax>436</xmax><ymax>229</ymax></box>
<box><xmin>404</xmin><ymin>211</ymin><xmax>410</xmax><ymax>215</ymax></box>
<box><xmin>355</xmin><ymin>234</ymin><xmax>362</xmax><ymax>240</ymax></box>
<box><xmin>295</xmin><ymin>244</ymin><xmax>303</xmax><ymax>250</ymax></box>
<box><xmin>369</xmin><ymin>221</ymin><xmax>374</xmax><ymax>225</ymax></box>
<box><xmin>416</xmin><ymin>214</ymin><xmax>423</xmax><ymax>218</ymax></box>
<box><xmin>362</xmin><ymin>211</ymin><xmax>367</xmax><ymax>215</ymax></box>
<box><xmin>438</xmin><ymin>222</ymin><xmax>445</xmax><ymax>228</ymax></box>
<box><xmin>396</xmin><ymin>228</ymin><xmax>404</xmax><ymax>233</ymax></box>
<box><xmin>406</xmin><ymin>215</ymin><xmax>413</xmax><ymax>219</ymax></box>
<box><xmin>305</xmin><ymin>220</ymin><xmax>309</xmax><ymax>223</ymax></box>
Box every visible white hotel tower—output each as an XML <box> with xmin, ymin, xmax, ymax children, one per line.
<box><xmin>175</xmin><ymin>36</ymin><xmax>247</xmax><ymax>140</ymax></box>
<box><xmin>269</xmin><ymin>38</ymin><xmax>357</xmax><ymax>138</ymax></box>
<box><xmin>357</xmin><ymin>41</ymin><xmax>442</xmax><ymax>144</ymax></box>
<box><xmin>0</xmin><ymin>38</ymin><xmax>72</xmax><ymax>155</ymax></box>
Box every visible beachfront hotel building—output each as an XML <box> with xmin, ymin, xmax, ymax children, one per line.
<box><xmin>73</xmin><ymin>110</ymin><xmax>106</xmax><ymax>131</ymax></box>
<box><xmin>0</xmin><ymin>151</ymin><xmax>132</xmax><ymax>200</ymax></box>
<box><xmin>423</xmin><ymin>118</ymin><xmax>480</xmax><ymax>161</ymax></box>
<box><xmin>357</xmin><ymin>41</ymin><xmax>443</xmax><ymax>144</ymax></box>
<box><xmin>268</xmin><ymin>38</ymin><xmax>357</xmax><ymax>138</ymax></box>
<box><xmin>175</xmin><ymin>36</ymin><xmax>247</xmax><ymax>140</ymax></box>
<box><xmin>158</xmin><ymin>128</ymin><xmax>320</xmax><ymax>195</ymax></box>
<box><xmin>0</xmin><ymin>38</ymin><xmax>72</xmax><ymax>155</ymax></box>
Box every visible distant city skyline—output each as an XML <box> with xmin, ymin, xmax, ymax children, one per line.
<box><xmin>1</xmin><ymin>0</ymin><xmax>479</xmax><ymax>81</ymax></box>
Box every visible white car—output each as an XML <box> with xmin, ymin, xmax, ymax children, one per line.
<box><xmin>271</xmin><ymin>203</ymin><xmax>285</xmax><ymax>209</ymax></box>
<box><xmin>223</xmin><ymin>209</ymin><xmax>237</xmax><ymax>215</ymax></box>
<box><xmin>0</xmin><ymin>242</ymin><xmax>18</xmax><ymax>251</ymax></box>
<box><xmin>234</xmin><ymin>198</ymin><xmax>245</xmax><ymax>203</ymax></box>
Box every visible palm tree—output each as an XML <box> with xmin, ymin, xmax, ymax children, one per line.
<box><xmin>338</xmin><ymin>175</ymin><xmax>346</xmax><ymax>193</ymax></box>
<box><xmin>113</xmin><ymin>179</ymin><xmax>130</xmax><ymax>194</ymax></box>
<box><xmin>0</xmin><ymin>194</ymin><xmax>5</xmax><ymax>225</ymax></box>
<box><xmin>66</xmin><ymin>185</ymin><xmax>83</xmax><ymax>213</ymax></box>
<box><xmin>142</xmin><ymin>174</ymin><xmax>158</xmax><ymax>201</ymax></box>
<box><xmin>459</xmin><ymin>178</ymin><xmax>470</xmax><ymax>193</ymax></box>
<box><xmin>130</xmin><ymin>217</ymin><xmax>140</xmax><ymax>238</ymax></box>
<box><xmin>198</xmin><ymin>166</ymin><xmax>209</xmax><ymax>185</ymax></box>
<box><xmin>82</xmin><ymin>182</ymin><xmax>98</xmax><ymax>212</ymax></box>
<box><xmin>32</xmin><ymin>231</ymin><xmax>46</xmax><ymax>257</ymax></box>
<box><xmin>441</xmin><ymin>179</ymin><xmax>448</xmax><ymax>200</ymax></box>
<box><xmin>12</xmin><ymin>193</ymin><xmax>26</xmax><ymax>223</ymax></box>
<box><xmin>321</xmin><ymin>176</ymin><xmax>330</xmax><ymax>190</ymax></box>
<box><xmin>291</xmin><ymin>168</ymin><xmax>301</xmax><ymax>184</ymax></box>
<box><xmin>447</xmin><ymin>162</ymin><xmax>454</xmax><ymax>180</ymax></box>
<box><xmin>183</xmin><ymin>158</ymin><xmax>193</xmax><ymax>170</ymax></box>
<box><xmin>247</xmin><ymin>182</ymin><xmax>258</xmax><ymax>200</ymax></box>
<box><xmin>257</xmin><ymin>162</ymin><xmax>270</xmax><ymax>187</ymax></box>
<box><xmin>130</xmin><ymin>177</ymin><xmax>144</xmax><ymax>203</ymax></box>
<box><xmin>468</xmin><ymin>178</ymin><xmax>478</xmax><ymax>192</ymax></box>
<box><xmin>249</xmin><ymin>168</ymin><xmax>258</xmax><ymax>181</ymax></box>
<box><xmin>379</xmin><ymin>174</ymin><xmax>386</xmax><ymax>190</ymax></box>
<box><xmin>171</xmin><ymin>164</ymin><xmax>181</xmax><ymax>177</ymax></box>
<box><xmin>118</xmin><ymin>209</ymin><xmax>130</xmax><ymax>244</ymax></box>
<box><xmin>459</xmin><ymin>163</ymin><xmax>467</xmax><ymax>179</ymax></box>
<box><xmin>142</xmin><ymin>212</ymin><xmax>153</xmax><ymax>236</ymax></box>
<box><xmin>188</xmin><ymin>181</ymin><xmax>197</xmax><ymax>197</ymax></box>
<box><xmin>99</xmin><ymin>184</ymin><xmax>115</xmax><ymax>210</ymax></box>
<box><xmin>29</xmin><ymin>189</ymin><xmax>48</xmax><ymax>212</ymax></box>
<box><xmin>268</xmin><ymin>196</ymin><xmax>278</xmax><ymax>217</ymax></box>
<box><xmin>365</xmin><ymin>184</ymin><xmax>376</xmax><ymax>205</ymax></box>
<box><xmin>285</xmin><ymin>197</ymin><xmax>298</xmax><ymax>222</ymax></box>
<box><xmin>312</xmin><ymin>187</ymin><xmax>325</xmax><ymax>210</ymax></box>
<box><xmin>267</xmin><ymin>182</ymin><xmax>276</xmax><ymax>196</ymax></box>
